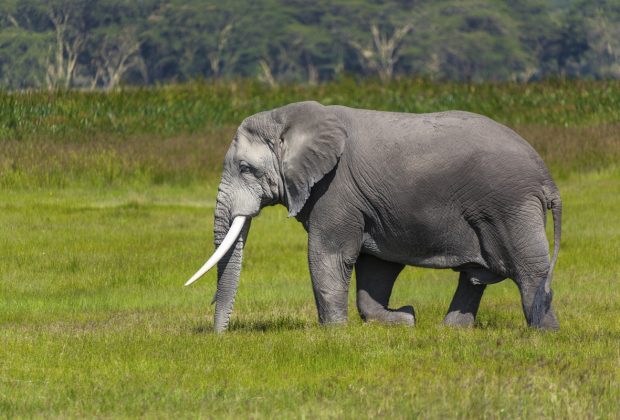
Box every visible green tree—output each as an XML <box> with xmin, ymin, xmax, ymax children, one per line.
<box><xmin>1</xmin><ymin>0</ymin><xmax>619</xmax><ymax>88</ymax></box>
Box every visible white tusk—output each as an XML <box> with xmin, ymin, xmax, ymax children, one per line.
<box><xmin>184</xmin><ymin>216</ymin><xmax>247</xmax><ymax>286</ymax></box>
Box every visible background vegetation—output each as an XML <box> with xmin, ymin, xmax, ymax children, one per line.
<box><xmin>1</xmin><ymin>0</ymin><xmax>620</xmax><ymax>90</ymax></box>
<box><xmin>1</xmin><ymin>79</ymin><xmax>619</xmax><ymax>417</ymax></box>
<box><xmin>2</xmin><ymin>79</ymin><xmax>620</xmax><ymax>189</ymax></box>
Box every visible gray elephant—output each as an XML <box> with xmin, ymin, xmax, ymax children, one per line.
<box><xmin>185</xmin><ymin>101</ymin><xmax>562</xmax><ymax>333</ymax></box>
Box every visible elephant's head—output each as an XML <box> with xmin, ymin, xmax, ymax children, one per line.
<box><xmin>185</xmin><ymin>101</ymin><xmax>347</xmax><ymax>332</ymax></box>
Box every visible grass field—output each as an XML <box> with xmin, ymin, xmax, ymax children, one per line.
<box><xmin>1</xmin><ymin>80</ymin><xmax>619</xmax><ymax>418</ymax></box>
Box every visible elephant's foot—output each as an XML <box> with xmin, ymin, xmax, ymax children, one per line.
<box><xmin>538</xmin><ymin>308</ymin><xmax>559</xmax><ymax>330</ymax></box>
<box><xmin>443</xmin><ymin>310</ymin><xmax>475</xmax><ymax>327</ymax></box>
<box><xmin>318</xmin><ymin>315</ymin><xmax>349</xmax><ymax>326</ymax></box>
<box><xmin>363</xmin><ymin>305</ymin><xmax>415</xmax><ymax>326</ymax></box>
<box><xmin>443</xmin><ymin>272</ymin><xmax>489</xmax><ymax>327</ymax></box>
<box><xmin>528</xmin><ymin>299</ymin><xmax>559</xmax><ymax>331</ymax></box>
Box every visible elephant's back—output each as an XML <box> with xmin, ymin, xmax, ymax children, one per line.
<box><xmin>336</xmin><ymin>107</ymin><xmax>550</xmax><ymax>190</ymax></box>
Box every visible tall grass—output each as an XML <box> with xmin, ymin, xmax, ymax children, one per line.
<box><xmin>0</xmin><ymin>128</ymin><xmax>233</xmax><ymax>188</ymax></box>
<box><xmin>1</xmin><ymin>79</ymin><xmax>619</xmax><ymax>142</ymax></box>
<box><xmin>1</xmin><ymin>80</ymin><xmax>619</xmax><ymax>189</ymax></box>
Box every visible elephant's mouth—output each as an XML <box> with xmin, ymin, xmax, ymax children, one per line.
<box><xmin>184</xmin><ymin>215</ymin><xmax>248</xmax><ymax>286</ymax></box>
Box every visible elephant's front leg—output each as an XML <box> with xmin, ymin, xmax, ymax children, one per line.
<box><xmin>307</xmin><ymin>232</ymin><xmax>361</xmax><ymax>325</ymax></box>
<box><xmin>356</xmin><ymin>254</ymin><xmax>415</xmax><ymax>325</ymax></box>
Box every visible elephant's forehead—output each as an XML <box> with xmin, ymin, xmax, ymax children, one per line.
<box><xmin>233</xmin><ymin>134</ymin><xmax>266</xmax><ymax>161</ymax></box>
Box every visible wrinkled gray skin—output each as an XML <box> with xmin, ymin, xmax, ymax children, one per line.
<box><xmin>210</xmin><ymin>101</ymin><xmax>561</xmax><ymax>333</ymax></box>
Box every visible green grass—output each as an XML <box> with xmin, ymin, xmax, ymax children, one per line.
<box><xmin>1</xmin><ymin>171</ymin><xmax>619</xmax><ymax>418</ymax></box>
<box><xmin>1</xmin><ymin>80</ymin><xmax>619</xmax><ymax>417</ymax></box>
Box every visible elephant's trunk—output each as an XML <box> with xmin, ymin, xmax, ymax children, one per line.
<box><xmin>212</xmin><ymin>190</ymin><xmax>250</xmax><ymax>333</ymax></box>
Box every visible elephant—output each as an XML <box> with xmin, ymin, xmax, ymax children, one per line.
<box><xmin>185</xmin><ymin>101</ymin><xmax>562</xmax><ymax>333</ymax></box>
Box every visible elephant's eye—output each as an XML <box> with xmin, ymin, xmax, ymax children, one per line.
<box><xmin>239</xmin><ymin>161</ymin><xmax>252</xmax><ymax>173</ymax></box>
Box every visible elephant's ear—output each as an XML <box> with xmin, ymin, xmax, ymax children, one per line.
<box><xmin>272</xmin><ymin>101</ymin><xmax>347</xmax><ymax>217</ymax></box>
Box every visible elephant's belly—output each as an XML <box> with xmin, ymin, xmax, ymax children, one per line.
<box><xmin>361</xmin><ymin>228</ymin><xmax>484</xmax><ymax>269</ymax></box>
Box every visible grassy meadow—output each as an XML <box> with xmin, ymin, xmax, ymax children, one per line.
<box><xmin>1</xmin><ymin>80</ymin><xmax>619</xmax><ymax>418</ymax></box>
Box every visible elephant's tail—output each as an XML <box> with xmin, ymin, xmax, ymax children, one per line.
<box><xmin>546</xmin><ymin>191</ymin><xmax>562</xmax><ymax>290</ymax></box>
<box><xmin>531</xmin><ymin>185</ymin><xmax>562</xmax><ymax>327</ymax></box>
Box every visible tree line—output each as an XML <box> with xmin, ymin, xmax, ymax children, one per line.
<box><xmin>0</xmin><ymin>0</ymin><xmax>619</xmax><ymax>90</ymax></box>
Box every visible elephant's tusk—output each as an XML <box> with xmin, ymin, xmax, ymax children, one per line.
<box><xmin>184</xmin><ymin>216</ymin><xmax>247</xmax><ymax>286</ymax></box>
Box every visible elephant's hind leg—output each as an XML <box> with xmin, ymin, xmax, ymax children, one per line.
<box><xmin>503</xmin><ymin>215</ymin><xmax>559</xmax><ymax>330</ymax></box>
<box><xmin>514</xmin><ymin>272</ymin><xmax>559</xmax><ymax>330</ymax></box>
<box><xmin>355</xmin><ymin>254</ymin><xmax>415</xmax><ymax>326</ymax></box>
<box><xmin>443</xmin><ymin>269</ymin><xmax>501</xmax><ymax>327</ymax></box>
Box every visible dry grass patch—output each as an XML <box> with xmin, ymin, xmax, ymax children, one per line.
<box><xmin>518</xmin><ymin>124</ymin><xmax>620</xmax><ymax>177</ymax></box>
<box><xmin>2</xmin><ymin>124</ymin><xmax>619</xmax><ymax>189</ymax></box>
